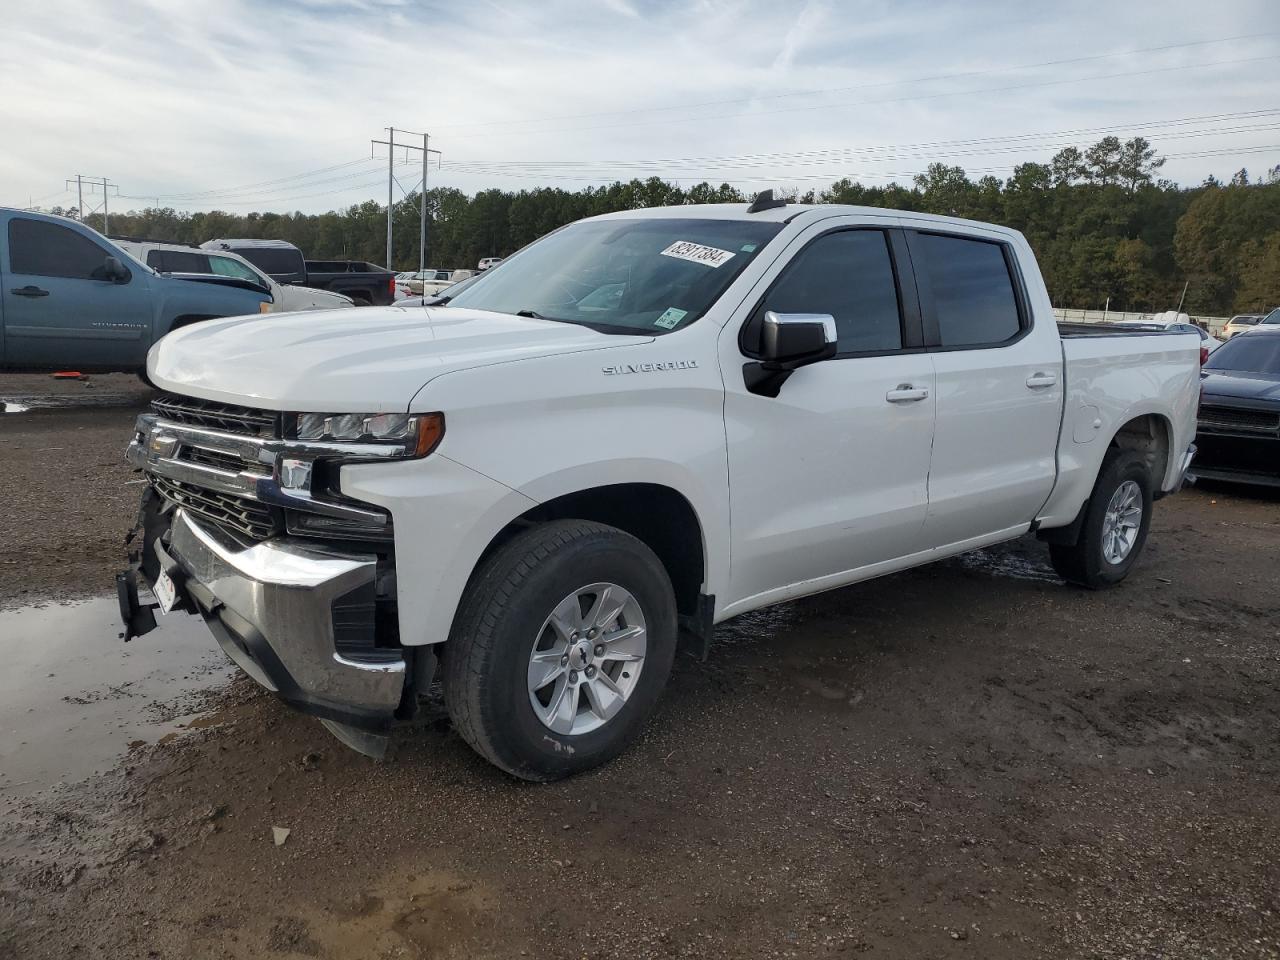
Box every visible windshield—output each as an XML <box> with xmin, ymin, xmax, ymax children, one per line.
<box><xmin>1204</xmin><ymin>333</ymin><xmax>1280</xmax><ymax>375</ymax></box>
<box><xmin>1262</xmin><ymin>308</ymin><xmax>1280</xmax><ymax>325</ymax></box>
<box><xmin>209</xmin><ymin>254</ymin><xmax>265</xmax><ymax>285</ymax></box>
<box><xmin>444</xmin><ymin>217</ymin><xmax>783</xmax><ymax>334</ymax></box>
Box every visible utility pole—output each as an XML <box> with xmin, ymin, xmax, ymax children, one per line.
<box><xmin>427</xmin><ymin>131</ymin><xmax>437</xmax><ymax>273</ymax></box>
<box><xmin>1175</xmin><ymin>280</ymin><xmax>1189</xmax><ymax>314</ymax></box>
<box><xmin>370</xmin><ymin>128</ymin><xmax>441</xmax><ymax>272</ymax></box>
<box><xmin>66</xmin><ymin>176</ymin><xmax>116</xmax><ymax>231</ymax></box>
<box><xmin>386</xmin><ymin>127</ymin><xmax>394</xmax><ymax>270</ymax></box>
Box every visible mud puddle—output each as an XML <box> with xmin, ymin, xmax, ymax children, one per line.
<box><xmin>0</xmin><ymin>596</ymin><xmax>233</xmax><ymax>799</ymax></box>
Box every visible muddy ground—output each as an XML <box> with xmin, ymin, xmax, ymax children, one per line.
<box><xmin>1</xmin><ymin>372</ymin><xmax>1278</xmax><ymax>959</ymax></box>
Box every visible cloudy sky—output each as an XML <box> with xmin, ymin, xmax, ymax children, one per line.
<box><xmin>2</xmin><ymin>0</ymin><xmax>1277</xmax><ymax>214</ymax></box>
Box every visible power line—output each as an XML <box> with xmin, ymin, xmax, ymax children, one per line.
<box><xmin>444</xmin><ymin>108</ymin><xmax>1280</xmax><ymax>171</ymax></box>
<box><xmin>441</xmin><ymin>53</ymin><xmax>1280</xmax><ymax>142</ymax></box>
<box><xmin>440</xmin><ymin>113</ymin><xmax>1280</xmax><ymax>180</ymax></box>
<box><xmin>438</xmin><ymin>142</ymin><xmax>1280</xmax><ymax>187</ymax></box>
<box><xmin>147</xmin><ymin>158</ymin><xmax>374</xmax><ymax>201</ymax></box>
<box><xmin>436</xmin><ymin>33</ymin><xmax>1278</xmax><ymax>133</ymax></box>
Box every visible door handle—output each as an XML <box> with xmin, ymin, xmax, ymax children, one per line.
<box><xmin>1026</xmin><ymin>372</ymin><xmax>1058</xmax><ymax>389</ymax></box>
<box><xmin>886</xmin><ymin>384</ymin><xmax>929</xmax><ymax>403</ymax></box>
<box><xmin>11</xmin><ymin>285</ymin><xmax>49</xmax><ymax>298</ymax></box>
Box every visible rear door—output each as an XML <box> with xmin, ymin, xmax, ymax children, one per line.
<box><xmin>2</xmin><ymin>216</ymin><xmax>152</xmax><ymax>369</ymax></box>
<box><xmin>720</xmin><ymin>220</ymin><xmax>937</xmax><ymax>610</ymax></box>
<box><xmin>904</xmin><ymin>227</ymin><xmax>1062</xmax><ymax>546</ymax></box>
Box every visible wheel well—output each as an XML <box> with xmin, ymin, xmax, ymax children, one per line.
<box><xmin>1110</xmin><ymin>414</ymin><xmax>1171</xmax><ymax>491</ymax></box>
<box><xmin>170</xmin><ymin>314</ymin><xmax>217</xmax><ymax>331</ymax></box>
<box><xmin>486</xmin><ymin>484</ymin><xmax>707</xmax><ymax>619</ymax></box>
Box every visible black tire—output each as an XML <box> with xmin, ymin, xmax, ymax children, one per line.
<box><xmin>1049</xmin><ymin>447</ymin><xmax>1154</xmax><ymax>589</ymax></box>
<box><xmin>443</xmin><ymin>520</ymin><xmax>678</xmax><ymax>781</ymax></box>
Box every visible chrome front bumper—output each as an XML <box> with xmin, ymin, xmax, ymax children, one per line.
<box><xmin>163</xmin><ymin>508</ymin><xmax>406</xmax><ymax>726</ymax></box>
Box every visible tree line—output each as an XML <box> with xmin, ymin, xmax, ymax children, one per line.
<box><xmin>52</xmin><ymin>136</ymin><xmax>1280</xmax><ymax>316</ymax></box>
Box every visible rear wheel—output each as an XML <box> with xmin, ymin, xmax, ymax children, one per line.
<box><xmin>444</xmin><ymin>520</ymin><xmax>677</xmax><ymax>780</ymax></box>
<box><xmin>1049</xmin><ymin>448</ymin><xmax>1153</xmax><ymax>588</ymax></box>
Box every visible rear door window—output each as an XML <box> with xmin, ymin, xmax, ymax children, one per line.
<box><xmin>912</xmin><ymin>233</ymin><xmax>1023</xmax><ymax>348</ymax></box>
<box><xmin>148</xmin><ymin>250</ymin><xmax>212</xmax><ymax>274</ymax></box>
<box><xmin>8</xmin><ymin>218</ymin><xmax>113</xmax><ymax>280</ymax></box>
<box><xmin>236</xmin><ymin>247</ymin><xmax>305</xmax><ymax>277</ymax></box>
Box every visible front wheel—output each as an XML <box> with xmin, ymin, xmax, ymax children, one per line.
<box><xmin>1049</xmin><ymin>448</ymin><xmax>1154</xmax><ymax>588</ymax></box>
<box><xmin>443</xmin><ymin>520</ymin><xmax>677</xmax><ymax>780</ymax></box>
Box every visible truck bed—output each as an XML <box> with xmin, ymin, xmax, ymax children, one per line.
<box><xmin>1057</xmin><ymin>321</ymin><xmax>1169</xmax><ymax>337</ymax></box>
<box><xmin>1035</xmin><ymin>328</ymin><xmax>1201</xmax><ymax>529</ymax></box>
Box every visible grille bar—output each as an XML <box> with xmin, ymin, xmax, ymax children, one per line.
<box><xmin>1198</xmin><ymin>404</ymin><xmax>1280</xmax><ymax>434</ymax></box>
<box><xmin>152</xmin><ymin>475</ymin><xmax>280</xmax><ymax>542</ymax></box>
<box><xmin>152</xmin><ymin>394</ymin><xmax>281</xmax><ymax>438</ymax></box>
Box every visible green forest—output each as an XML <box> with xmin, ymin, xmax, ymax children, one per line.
<box><xmin>57</xmin><ymin>136</ymin><xmax>1280</xmax><ymax>316</ymax></box>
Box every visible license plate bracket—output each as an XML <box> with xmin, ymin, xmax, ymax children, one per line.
<box><xmin>153</xmin><ymin>569</ymin><xmax>178</xmax><ymax>614</ymax></box>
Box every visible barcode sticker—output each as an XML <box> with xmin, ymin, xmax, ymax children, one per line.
<box><xmin>660</xmin><ymin>241</ymin><xmax>736</xmax><ymax>268</ymax></box>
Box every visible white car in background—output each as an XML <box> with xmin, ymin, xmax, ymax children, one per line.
<box><xmin>1117</xmin><ymin>312</ymin><xmax>1222</xmax><ymax>363</ymax></box>
<box><xmin>1223</xmin><ymin>314</ymin><xmax>1265</xmax><ymax>338</ymax></box>
<box><xmin>411</xmin><ymin>268</ymin><xmax>477</xmax><ymax>297</ymax></box>
<box><xmin>477</xmin><ymin>257</ymin><xmax>502</xmax><ymax>271</ymax></box>
<box><xmin>115</xmin><ymin>240</ymin><xmax>354</xmax><ymax>313</ymax></box>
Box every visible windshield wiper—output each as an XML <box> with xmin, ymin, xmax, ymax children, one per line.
<box><xmin>514</xmin><ymin>309</ymin><xmax>548</xmax><ymax>319</ymax></box>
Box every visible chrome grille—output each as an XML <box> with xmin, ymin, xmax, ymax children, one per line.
<box><xmin>151</xmin><ymin>394</ymin><xmax>280</xmax><ymax>438</ymax></box>
<box><xmin>152</xmin><ymin>475</ymin><xmax>280</xmax><ymax>542</ymax></box>
<box><xmin>1198</xmin><ymin>405</ymin><xmax>1280</xmax><ymax>434</ymax></box>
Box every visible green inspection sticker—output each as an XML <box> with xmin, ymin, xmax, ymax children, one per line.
<box><xmin>654</xmin><ymin>307</ymin><xmax>687</xmax><ymax>329</ymax></box>
<box><xmin>741</xmin><ymin>243</ymin><xmax>757</xmax><ymax>252</ymax></box>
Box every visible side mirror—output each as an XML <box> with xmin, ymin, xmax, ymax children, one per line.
<box><xmin>103</xmin><ymin>256</ymin><xmax>129</xmax><ymax>283</ymax></box>
<box><xmin>745</xmin><ymin>311</ymin><xmax>837</xmax><ymax>397</ymax></box>
<box><xmin>760</xmin><ymin>311</ymin><xmax>837</xmax><ymax>364</ymax></box>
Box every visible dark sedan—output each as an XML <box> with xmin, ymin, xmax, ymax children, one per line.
<box><xmin>1190</xmin><ymin>325</ymin><xmax>1280</xmax><ymax>487</ymax></box>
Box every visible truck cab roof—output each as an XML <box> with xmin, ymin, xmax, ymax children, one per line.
<box><xmin>584</xmin><ymin>201</ymin><xmax>1026</xmax><ymax>241</ymax></box>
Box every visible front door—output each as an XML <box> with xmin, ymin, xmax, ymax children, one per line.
<box><xmin>720</xmin><ymin>222</ymin><xmax>937</xmax><ymax>614</ymax></box>
<box><xmin>1</xmin><ymin>215</ymin><xmax>152</xmax><ymax>370</ymax></box>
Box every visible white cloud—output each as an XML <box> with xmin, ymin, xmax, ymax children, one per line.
<box><xmin>1</xmin><ymin>0</ymin><xmax>1276</xmax><ymax>213</ymax></box>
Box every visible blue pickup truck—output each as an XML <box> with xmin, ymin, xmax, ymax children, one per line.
<box><xmin>0</xmin><ymin>208</ymin><xmax>272</xmax><ymax>373</ymax></box>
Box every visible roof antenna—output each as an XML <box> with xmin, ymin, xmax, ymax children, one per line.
<box><xmin>746</xmin><ymin>189</ymin><xmax>787</xmax><ymax>214</ymax></box>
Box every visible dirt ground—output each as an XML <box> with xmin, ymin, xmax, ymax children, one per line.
<box><xmin>2</xmin><ymin>372</ymin><xmax>1279</xmax><ymax>959</ymax></box>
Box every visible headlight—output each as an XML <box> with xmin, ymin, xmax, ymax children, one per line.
<box><xmin>294</xmin><ymin>411</ymin><xmax>445</xmax><ymax>458</ymax></box>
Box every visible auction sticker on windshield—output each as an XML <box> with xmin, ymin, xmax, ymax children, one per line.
<box><xmin>660</xmin><ymin>241</ymin><xmax>736</xmax><ymax>268</ymax></box>
<box><xmin>654</xmin><ymin>307</ymin><xmax>687</xmax><ymax>329</ymax></box>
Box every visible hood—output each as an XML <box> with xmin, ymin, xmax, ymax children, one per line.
<box><xmin>148</xmin><ymin>305</ymin><xmax>651</xmax><ymax>411</ymax></box>
<box><xmin>1200</xmin><ymin>371</ymin><xmax>1280</xmax><ymax>403</ymax></box>
<box><xmin>167</xmin><ymin>272</ymin><xmax>270</xmax><ymax>296</ymax></box>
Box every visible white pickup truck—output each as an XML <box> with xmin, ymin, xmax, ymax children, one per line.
<box><xmin>119</xmin><ymin>199</ymin><xmax>1200</xmax><ymax>780</ymax></box>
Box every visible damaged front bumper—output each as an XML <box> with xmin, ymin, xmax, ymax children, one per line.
<box><xmin>119</xmin><ymin>491</ymin><xmax>412</xmax><ymax>755</ymax></box>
